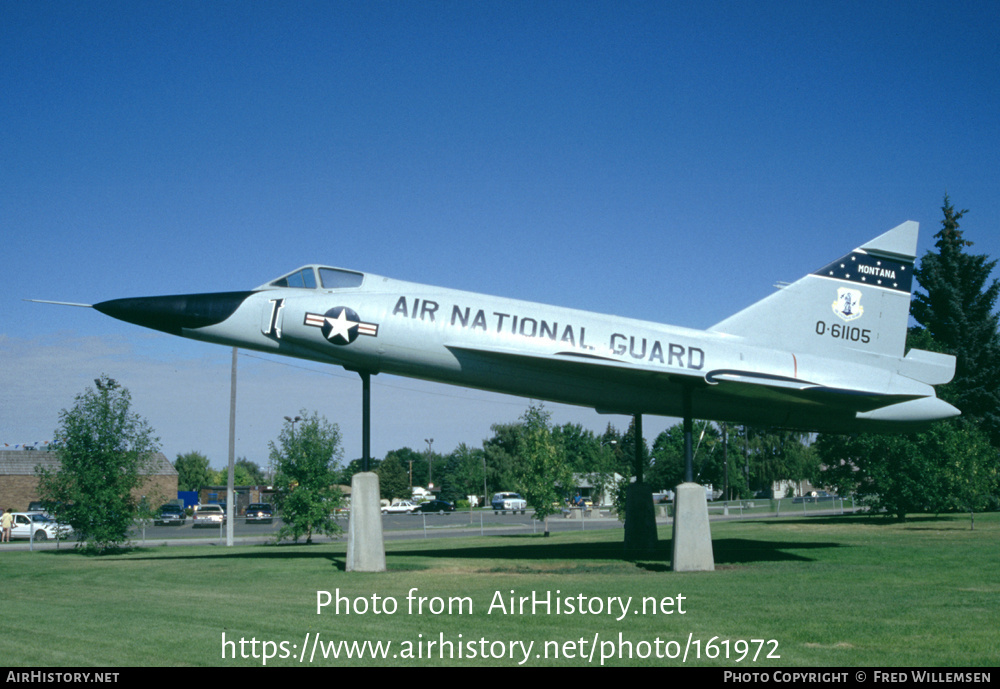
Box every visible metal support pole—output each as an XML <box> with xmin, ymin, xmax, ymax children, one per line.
<box><xmin>361</xmin><ymin>371</ymin><xmax>371</xmax><ymax>472</ymax></box>
<box><xmin>683</xmin><ymin>386</ymin><xmax>694</xmax><ymax>483</ymax></box>
<box><xmin>672</xmin><ymin>383</ymin><xmax>715</xmax><ymax>572</ymax></box>
<box><xmin>346</xmin><ymin>369</ymin><xmax>385</xmax><ymax>572</ymax></box>
<box><xmin>633</xmin><ymin>413</ymin><xmax>643</xmax><ymax>483</ymax></box>
<box><xmin>226</xmin><ymin>347</ymin><xmax>237</xmax><ymax>547</ymax></box>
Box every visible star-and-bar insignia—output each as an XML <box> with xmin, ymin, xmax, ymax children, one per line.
<box><xmin>304</xmin><ymin>307</ymin><xmax>379</xmax><ymax>345</ymax></box>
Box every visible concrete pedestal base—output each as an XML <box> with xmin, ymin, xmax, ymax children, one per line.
<box><xmin>346</xmin><ymin>472</ymin><xmax>386</xmax><ymax>572</ymax></box>
<box><xmin>623</xmin><ymin>482</ymin><xmax>659</xmax><ymax>559</ymax></box>
<box><xmin>671</xmin><ymin>482</ymin><xmax>714</xmax><ymax>571</ymax></box>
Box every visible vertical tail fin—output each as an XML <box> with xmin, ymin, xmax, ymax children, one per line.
<box><xmin>709</xmin><ymin>221</ymin><xmax>918</xmax><ymax>360</ymax></box>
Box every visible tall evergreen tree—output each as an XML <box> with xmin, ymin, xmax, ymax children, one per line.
<box><xmin>912</xmin><ymin>196</ymin><xmax>1000</xmax><ymax>445</ymax></box>
<box><xmin>816</xmin><ymin>197</ymin><xmax>1000</xmax><ymax>520</ymax></box>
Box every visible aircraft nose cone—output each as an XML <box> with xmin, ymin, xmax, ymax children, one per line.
<box><xmin>93</xmin><ymin>292</ymin><xmax>255</xmax><ymax>335</ymax></box>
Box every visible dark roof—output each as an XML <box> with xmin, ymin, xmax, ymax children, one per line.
<box><xmin>0</xmin><ymin>450</ymin><xmax>176</xmax><ymax>476</ymax></box>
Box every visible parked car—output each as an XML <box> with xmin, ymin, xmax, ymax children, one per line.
<box><xmin>492</xmin><ymin>492</ymin><xmax>527</xmax><ymax>514</ymax></box>
<box><xmin>155</xmin><ymin>504</ymin><xmax>187</xmax><ymax>526</ymax></box>
<box><xmin>793</xmin><ymin>491</ymin><xmax>839</xmax><ymax>504</ymax></box>
<box><xmin>9</xmin><ymin>512</ymin><xmax>73</xmax><ymax>541</ymax></box>
<box><xmin>192</xmin><ymin>504</ymin><xmax>226</xmax><ymax>528</ymax></box>
<box><xmin>414</xmin><ymin>500</ymin><xmax>455</xmax><ymax>514</ymax></box>
<box><xmin>381</xmin><ymin>500</ymin><xmax>419</xmax><ymax>514</ymax></box>
<box><xmin>245</xmin><ymin>503</ymin><xmax>274</xmax><ymax>524</ymax></box>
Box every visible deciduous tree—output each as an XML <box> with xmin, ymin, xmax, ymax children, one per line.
<box><xmin>385</xmin><ymin>447</ymin><xmax>428</xmax><ymax>487</ymax></box>
<box><xmin>745</xmin><ymin>428</ymin><xmax>818</xmax><ymax>495</ymax></box>
<box><xmin>235</xmin><ymin>457</ymin><xmax>266</xmax><ymax>485</ymax></box>
<box><xmin>552</xmin><ymin>423</ymin><xmax>617</xmax><ymax>506</ymax></box>
<box><xmin>439</xmin><ymin>443</ymin><xmax>486</xmax><ymax>504</ymax></box>
<box><xmin>36</xmin><ymin>375</ymin><xmax>160</xmax><ymax>553</ymax></box>
<box><xmin>816</xmin><ymin>431</ymin><xmax>940</xmax><ymax>520</ymax></box>
<box><xmin>924</xmin><ymin>422</ymin><xmax>998</xmax><ymax>529</ymax></box>
<box><xmin>269</xmin><ymin>411</ymin><xmax>344</xmax><ymax>543</ymax></box>
<box><xmin>814</xmin><ymin>423</ymin><xmax>999</xmax><ymax>522</ymax></box>
<box><xmin>174</xmin><ymin>451</ymin><xmax>212</xmax><ymax>492</ymax></box>
<box><xmin>483</xmin><ymin>422</ymin><xmax>522</xmax><ymax>492</ymax></box>
<box><xmin>376</xmin><ymin>453</ymin><xmax>410</xmax><ymax>502</ymax></box>
<box><xmin>649</xmin><ymin>424</ymin><xmax>685</xmax><ymax>491</ymax></box>
<box><xmin>513</xmin><ymin>404</ymin><xmax>573</xmax><ymax>535</ymax></box>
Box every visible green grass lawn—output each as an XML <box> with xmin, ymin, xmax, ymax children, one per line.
<box><xmin>2</xmin><ymin>513</ymin><xmax>997</xmax><ymax>667</ymax></box>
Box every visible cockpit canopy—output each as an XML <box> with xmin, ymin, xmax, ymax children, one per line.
<box><xmin>259</xmin><ymin>266</ymin><xmax>365</xmax><ymax>291</ymax></box>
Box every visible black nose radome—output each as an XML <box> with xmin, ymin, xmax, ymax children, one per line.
<box><xmin>93</xmin><ymin>292</ymin><xmax>255</xmax><ymax>335</ymax></box>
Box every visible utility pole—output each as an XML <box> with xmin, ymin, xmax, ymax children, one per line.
<box><xmin>424</xmin><ymin>438</ymin><xmax>434</xmax><ymax>487</ymax></box>
<box><xmin>722</xmin><ymin>423</ymin><xmax>729</xmax><ymax>501</ymax></box>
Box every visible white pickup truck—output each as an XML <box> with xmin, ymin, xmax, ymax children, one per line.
<box><xmin>491</xmin><ymin>492</ymin><xmax>527</xmax><ymax>514</ymax></box>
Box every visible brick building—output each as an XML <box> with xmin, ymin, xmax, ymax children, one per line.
<box><xmin>0</xmin><ymin>449</ymin><xmax>178</xmax><ymax>511</ymax></box>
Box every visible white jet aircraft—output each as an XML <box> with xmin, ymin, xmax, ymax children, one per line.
<box><xmin>80</xmin><ymin>221</ymin><xmax>957</xmax><ymax>433</ymax></box>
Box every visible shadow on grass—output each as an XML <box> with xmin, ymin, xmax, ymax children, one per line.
<box><xmin>38</xmin><ymin>542</ymin><xmax>343</xmax><ymax>564</ymax></box>
<box><xmin>387</xmin><ymin>534</ymin><xmax>843</xmax><ymax>567</ymax></box>
<box><xmin>35</xmin><ymin>532</ymin><xmax>845</xmax><ymax>570</ymax></box>
<box><xmin>747</xmin><ymin>513</ymin><xmax>967</xmax><ymax>528</ymax></box>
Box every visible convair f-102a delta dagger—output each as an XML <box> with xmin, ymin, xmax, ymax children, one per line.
<box><xmin>53</xmin><ymin>221</ymin><xmax>956</xmax><ymax>433</ymax></box>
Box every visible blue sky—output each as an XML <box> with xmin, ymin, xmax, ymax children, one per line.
<box><xmin>3</xmin><ymin>1</ymin><xmax>998</xmax><ymax>469</ymax></box>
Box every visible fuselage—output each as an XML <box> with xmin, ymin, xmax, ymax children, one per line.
<box><xmin>94</xmin><ymin>265</ymin><xmax>957</xmax><ymax>434</ymax></box>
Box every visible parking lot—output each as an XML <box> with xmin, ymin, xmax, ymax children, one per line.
<box><xmin>1</xmin><ymin>497</ymin><xmax>857</xmax><ymax>550</ymax></box>
<box><xmin>134</xmin><ymin>508</ymin><xmax>625</xmax><ymax>543</ymax></box>
<box><xmin>0</xmin><ymin>508</ymin><xmax>625</xmax><ymax>549</ymax></box>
